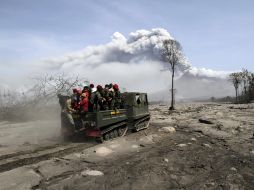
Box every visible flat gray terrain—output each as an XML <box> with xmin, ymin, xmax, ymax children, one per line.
<box><xmin>0</xmin><ymin>103</ymin><xmax>253</xmax><ymax>190</ymax></box>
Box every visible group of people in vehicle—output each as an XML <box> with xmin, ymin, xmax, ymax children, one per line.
<box><xmin>59</xmin><ymin>83</ymin><xmax>123</xmax><ymax>131</ymax></box>
<box><xmin>58</xmin><ymin>83</ymin><xmax>123</xmax><ymax>131</ymax></box>
<box><xmin>59</xmin><ymin>83</ymin><xmax>123</xmax><ymax>115</ymax></box>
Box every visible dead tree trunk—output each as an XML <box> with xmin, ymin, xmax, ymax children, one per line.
<box><xmin>170</xmin><ymin>65</ymin><xmax>175</xmax><ymax>110</ymax></box>
<box><xmin>161</xmin><ymin>39</ymin><xmax>183</xmax><ymax>111</ymax></box>
<box><xmin>235</xmin><ymin>88</ymin><xmax>238</xmax><ymax>103</ymax></box>
<box><xmin>229</xmin><ymin>72</ymin><xmax>242</xmax><ymax>104</ymax></box>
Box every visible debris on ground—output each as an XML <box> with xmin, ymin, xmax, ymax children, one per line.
<box><xmin>199</xmin><ymin>117</ymin><xmax>214</xmax><ymax>124</ymax></box>
<box><xmin>1</xmin><ymin>103</ymin><xmax>254</xmax><ymax>189</ymax></box>
<box><xmin>177</xmin><ymin>143</ymin><xmax>187</xmax><ymax>147</ymax></box>
<box><xmin>159</xmin><ymin>126</ymin><xmax>176</xmax><ymax>133</ymax></box>
<box><xmin>94</xmin><ymin>147</ymin><xmax>113</xmax><ymax>156</ymax></box>
<box><xmin>81</xmin><ymin>169</ymin><xmax>104</xmax><ymax>176</ymax></box>
<box><xmin>164</xmin><ymin>158</ymin><xmax>169</xmax><ymax>162</ymax></box>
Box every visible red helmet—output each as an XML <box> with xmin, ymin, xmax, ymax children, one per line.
<box><xmin>73</xmin><ymin>88</ymin><xmax>78</xmax><ymax>93</ymax></box>
<box><xmin>113</xmin><ymin>84</ymin><xmax>119</xmax><ymax>90</ymax></box>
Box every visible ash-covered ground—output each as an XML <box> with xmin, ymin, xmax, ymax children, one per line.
<box><xmin>0</xmin><ymin>103</ymin><xmax>254</xmax><ymax>190</ymax></box>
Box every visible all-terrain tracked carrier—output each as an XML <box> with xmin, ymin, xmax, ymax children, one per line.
<box><xmin>59</xmin><ymin>92</ymin><xmax>150</xmax><ymax>142</ymax></box>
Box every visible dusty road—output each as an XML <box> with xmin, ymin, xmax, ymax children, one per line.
<box><xmin>0</xmin><ymin>120</ymin><xmax>61</xmax><ymax>156</ymax></box>
<box><xmin>0</xmin><ymin>103</ymin><xmax>254</xmax><ymax>190</ymax></box>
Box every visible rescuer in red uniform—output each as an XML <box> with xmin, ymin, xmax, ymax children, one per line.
<box><xmin>80</xmin><ymin>92</ymin><xmax>89</xmax><ymax>113</ymax></box>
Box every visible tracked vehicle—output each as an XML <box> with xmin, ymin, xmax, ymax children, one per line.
<box><xmin>60</xmin><ymin>92</ymin><xmax>150</xmax><ymax>142</ymax></box>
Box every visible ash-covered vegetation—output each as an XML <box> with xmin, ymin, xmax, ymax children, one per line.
<box><xmin>1</xmin><ymin>67</ymin><xmax>254</xmax><ymax>122</ymax></box>
<box><xmin>0</xmin><ymin>74</ymin><xmax>86</xmax><ymax>122</ymax></box>
<box><xmin>228</xmin><ymin>69</ymin><xmax>254</xmax><ymax>103</ymax></box>
<box><xmin>199</xmin><ymin>69</ymin><xmax>254</xmax><ymax>104</ymax></box>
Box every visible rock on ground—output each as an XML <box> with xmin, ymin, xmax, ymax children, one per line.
<box><xmin>0</xmin><ymin>167</ymin><xmax>42</xmax><ymax>190</ymax></box>
<box><xmin>199</xmin><ymin>117</ymin><xmax>214</xmax><ymax>124</ymax></box>
<box><xmin>159</xmin><ymin>126</ymin><xmax>176</xmax><ymax>133</ymax></box>
<box><xmin>81</xmin><ymin>169</ymin><xmax>104</xmax><ymax>176</ymax></box>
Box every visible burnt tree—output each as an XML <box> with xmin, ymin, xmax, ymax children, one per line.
<box><xmin>229</xmin><ymin>72</ymin><xmax>242</xmax><ymax>103</ymax></box>
<box><xmin>161</xmin><ymin>39</ymin><xmax>183</xmax><ymax>110</ymax></box>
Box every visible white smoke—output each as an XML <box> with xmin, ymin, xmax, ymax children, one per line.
<box><xmin>187</xmin><ymin>67</ymin><xmax>229</xmax><ymax>79</ymax></box>
<box><xmin>46</xmin><ymin>29</ymin><xmax>174</xmax><ymax>68</ymax></box>
<box><xmin>40</xmin><ymin>28</ymin><xmax>233</xmax><ymax>100</ymax></box>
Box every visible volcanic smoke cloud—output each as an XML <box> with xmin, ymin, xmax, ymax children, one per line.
<box><xmin>44</xmin><ymin>28</ymin><xmax>233</xmax><ymax>100</ymax></box>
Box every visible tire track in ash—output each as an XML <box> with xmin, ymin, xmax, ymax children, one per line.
<box><xmin>0</xmin><ymin>144</ymin><xmax>66</xmax><ymax>161</ymax></box>
<box><xmin>0</xmin><ymin>142</ymin><xmax>96</xmax><ymax>173</ymax></box>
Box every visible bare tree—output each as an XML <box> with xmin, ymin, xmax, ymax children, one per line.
<box><xmin>240</xmin><ymin>69</ymin><xmax>250</xmax><ymax>98</ymax></box>
<box><xmin>31</xmin><ymin>73</ymin><xmax>86</xmax><ymax>100</ymax></box>
<box><xmin>161</xmin><ymin>39</ymin><xmax>183</xmax><ymax>110</ymax></box>
<box><xmin>248</xmin><ymin>73</ymin><xmax>254</xmax><ymax>101</ymax></box>
<box><xmin>229</xmin><ymin>72</ymin><xmax>242</xmax><ymax>103</ymax></box>
<box><xmin>0</xmin><ymin>73</ymin><xmax>88</xmax><ymax>121</ymax></box>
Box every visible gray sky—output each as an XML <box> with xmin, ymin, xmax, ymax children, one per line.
<box><xmin>0</xmin><ymin>0</ymin><xmax>254</xmax><ymax>89</ymax></box>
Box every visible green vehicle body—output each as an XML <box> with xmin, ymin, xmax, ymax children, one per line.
<box><xmin>121</xmin><ymin>92</ymin><xmax>150</xmax><ymax>130</ymax></box>
<box><xmin>79</xmin><ymin>109</ymin><xmax>128</xmax><ymax>137</ymax></box>
<box><xmin>60</xmin><ymin>92</ymin><xmax>150</xmax><ymax>141</ymax></box>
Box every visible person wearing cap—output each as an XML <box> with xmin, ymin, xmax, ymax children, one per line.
<box><xmin>103</xmin><ymin>84</ymin><xmax>112</xmax><ymax>110</ymax></box>
<box><xmin>107</xmin><ymin>84</ymin><xmax>114</xmax><ymax>110</ymax></box>
<box><xmin>95</xmin><ymin>85</ymin><xmax>106</xmax><ymax>111</ymax></box>
<box><xmin>88</xmin><ymin>84</ymin><xmax>103</xmax><ymax>112</ymax></box>
<box><xmin>90</xmin><ymin>83</ymin><xmax>95</xmax><ymax>88</ymax></box>
<box><xmin>88</xmin><ymin>84</ymin><xmax>95</xmax><ymax>112</ymax></box>
<box><xmin>82</xmin><ymin>86</ymin><xmax>89</xmax><ymax>93</ymax></box>
<box><xmin>71</xmin><ymin>88</ymin><xmax>81</xmax><ymax>110</ymax></box>
<box><xmin>81</xmin><ymin>86</ymin><xmax>89</xmax><ymax>113</ymax></box>
<box><xmin>61</xmin><ymin>96</ymin><xmax>77</xmax><ymax>129</ymax></box>
<box><xmin>70</xmin><ymin>88</ymin><xmax>83</xmax><ymax>130</ymax></box>
<box><xmin>109</xmin><ymin>83</ymin><xmax>114</xmax><ymax>92</ymax></box>
<box><xmin>113</xmin><ymin>84</ymin><xmax>121</xmax><ymax>109</ymax></box>
<box><xmin>89</xmin><ymin>84</ymin><xmax>95</xmax><ymax>95</ymax></box>
<box><xmin>82</xmin><ymin>86</ymin><xmax>89</xmax><ymax>98</ymax></box>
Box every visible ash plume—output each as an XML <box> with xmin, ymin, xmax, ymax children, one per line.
<box><xmin>42</xmin><ymin>28</ymin><xmax>232</xmax><ymax>100</ymax></box>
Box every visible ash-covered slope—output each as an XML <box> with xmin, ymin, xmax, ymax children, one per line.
<box><xmin>149</xmin><ymin>73</ymin><xmax>233</xmax><ymax>102</ymax></box>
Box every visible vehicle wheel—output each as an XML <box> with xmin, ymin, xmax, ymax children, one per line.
<box><xmin>109</xmin><ymin>131</ymin><xmax>115</xmax><ymax>139</ymax></box>
<box><xmin>104</xmin><ymin>133</ymin><xmax>110</xmax><ymax>141</ymax></box>
<box><xmin>114</xmin><ymin>130</ymin><xmax>118</xmax><ymax>138</ymax></box>
<box><xmin>118</xmin><ymin>127</ymin><xmax>124</xmax><ymax>136</ymax></box>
